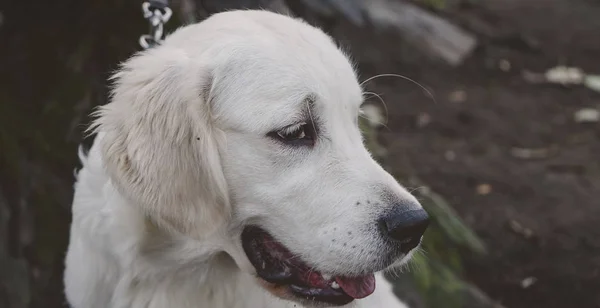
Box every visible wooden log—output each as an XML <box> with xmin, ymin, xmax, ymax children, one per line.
<box><xmin>365</xmin><ymin>0</ymin><xmax>477</xmax><ymax>66</ymax></box>
<box><xmin>186</xmin><ymin>0</ymin><xmax>476</xmax><ymax>65</ymax></box>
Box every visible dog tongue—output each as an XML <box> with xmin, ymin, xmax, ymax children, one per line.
<box><xmin>334</xmin><ymin>274</ymin><xmax>376</xmax><ymax>299</ymax></box>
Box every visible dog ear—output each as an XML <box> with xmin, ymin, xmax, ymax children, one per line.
<box><xmin>90</xmin><ymin>47</ymin><xmax>229</xmax><ymax>237</ymax></box>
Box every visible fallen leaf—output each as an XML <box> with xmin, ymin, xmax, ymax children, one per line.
<box><xmin>520</xmin><ymin>277</ymin><xmax>537</xmax><ymax>289</ymax></box>
<box><xmin>522</xmin><ymin>70</ymin><xmax>546</xmax><ymax>84</ymax></box>
<box><xmin>509</xmin><ymin>219</ymin><xmax>534</xmax><ymax>239</ymax></box>
<box><xmin>509</xmin><ymin>219</ymin><xmax>522</xmax><ymax>231</ymax></box>
<box><xmin>584</xmin><ymin>75</ymin><xmax>600</xmax><ymax>93</ymax></box>
<box><xmin>574</xmin><ymin>108</ymin><xmax>600</xmax><ymax>123</ymax></box>
<box><xmin>448</xmin><ymin>90</ymin><xmax>467</xmax><ymax>102</ymax></box>
<box><xmin>476</xmin><ymin>184</ymin><xmax>492</xmax><ymax>195</ymax></box>
<box><xmin>499</xmin><ymin>59</ymin><xmax>511</xmax><ymax>72</ymax></box>
<box><xmin>416</xmin><ymin>112</ymin><xmax>432</xmax><ymax>127</ymax></box>
<box><xmin>545</xmin><ymin>66</ymin><xmax>585</xmax><ymax>85</ymax></box>
<box><xmin>510</xmin><ymin>147</ymin><xmax>551</xmax><ymax>159</ymax></box>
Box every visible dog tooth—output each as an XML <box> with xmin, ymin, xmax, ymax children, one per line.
<box><xmin>331</xmin><ymin>281</ymin><xmax>340</xmax><ymax>289</ymax></box>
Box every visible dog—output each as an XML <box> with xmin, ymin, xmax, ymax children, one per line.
<box><xmin>64</xmin><ymin>10</ymin><xmax>429</xmax><ymax>308</ymax></box>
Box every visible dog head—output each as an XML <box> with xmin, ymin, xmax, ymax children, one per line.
<box><xmin>93</xmin><ymin>10</ymin><xmax>429</xmax><ymax>307</ymax></box>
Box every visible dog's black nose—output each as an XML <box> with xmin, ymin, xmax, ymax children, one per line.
<box><xmin>379</xmin><ymin>207</ymin><xmax>430</xmax><ymax>253</ymax></box>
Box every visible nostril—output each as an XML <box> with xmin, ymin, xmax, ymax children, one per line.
<box><xmin>379</xmin><ymin>208</ymin><xmax>430</xmax><ymax>253</ymax></box>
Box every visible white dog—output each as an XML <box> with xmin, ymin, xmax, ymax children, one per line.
<box><xmin>64</xmin><ymin>10</ymin><xmax>429</xmax><ymax>308</ymax></box>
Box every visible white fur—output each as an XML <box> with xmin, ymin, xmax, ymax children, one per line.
<box><xmin>64</xmin><ymin>10</ymin><xmax>420</xmax><ymax>308</ymax></box>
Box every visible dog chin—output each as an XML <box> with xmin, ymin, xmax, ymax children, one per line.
<box><xmin>241</xmin><ymin>226</ymin><xmax>391</xmax><ymax>306</ymax></box>
<box><xmin>257</xmin><ymin>279</ymin><xmax>353</xmax><ymax>308</ymax></box>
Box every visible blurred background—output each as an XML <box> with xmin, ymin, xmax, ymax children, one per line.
<box><xmin>1</xmin><ymin>0</ymin><xmax>599</xmax><ymax>307</ymax></box>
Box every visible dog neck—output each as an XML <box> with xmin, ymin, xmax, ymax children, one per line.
<box><xmin>114</xmin><ymin>203</ymin><xmax>251</xmax><ymax>306</ymax></box>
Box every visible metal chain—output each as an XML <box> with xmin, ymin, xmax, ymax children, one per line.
<box><xmin>139</xmin><ymin>1</ymin><xmax>173</xmax><ymax>49</ymax></box>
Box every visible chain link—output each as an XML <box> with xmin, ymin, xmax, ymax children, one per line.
<box><xmin>139</xmin><ymin>2</ymin><xmax>172</xmax><ymax>49</ymax></box>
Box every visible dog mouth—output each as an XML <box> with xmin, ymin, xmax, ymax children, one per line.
<box><xmin>241</xmin><ymin>226</ymin><xmax>375</xmax><ymax>306</ymax></box>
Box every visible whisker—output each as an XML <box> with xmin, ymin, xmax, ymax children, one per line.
<box><xmin>360</xmin><ymin>73</ymin><xmax>437</xmax><ymax>105</ymax></box>
<box><xmin>359</xmin><ymin>113</ymin><xmax>390</xmax><ymax>132</ymax></box>
<box><xmin>306</xmin><ymin>99</ymin><xmax>318</xmax><ymax>135</ymax></box>
<box><xmin>362</xmin><ymin>90</ymin><xmax>389</xmax><ymax>125</ymax></box>
<box><xmin>407</xmin><ymin>186</ymin><xmax>426</xmax><ymax>194</ymax></box>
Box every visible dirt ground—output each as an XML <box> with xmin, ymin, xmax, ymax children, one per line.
<box><xmin>1</xmin><ymin>0</ymin><xmax>599</xmax><ymax>307</ymax></box>
<box><xmin>335</xmin><ymin>0</ymin><xmax>600</xmax><ymax>307</ymax></box>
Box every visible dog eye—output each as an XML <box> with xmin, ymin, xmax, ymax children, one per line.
<box><xmin>268</xmin><ymin>122</ymin><xmax>315</xmax><ymax>146</ymax></box>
